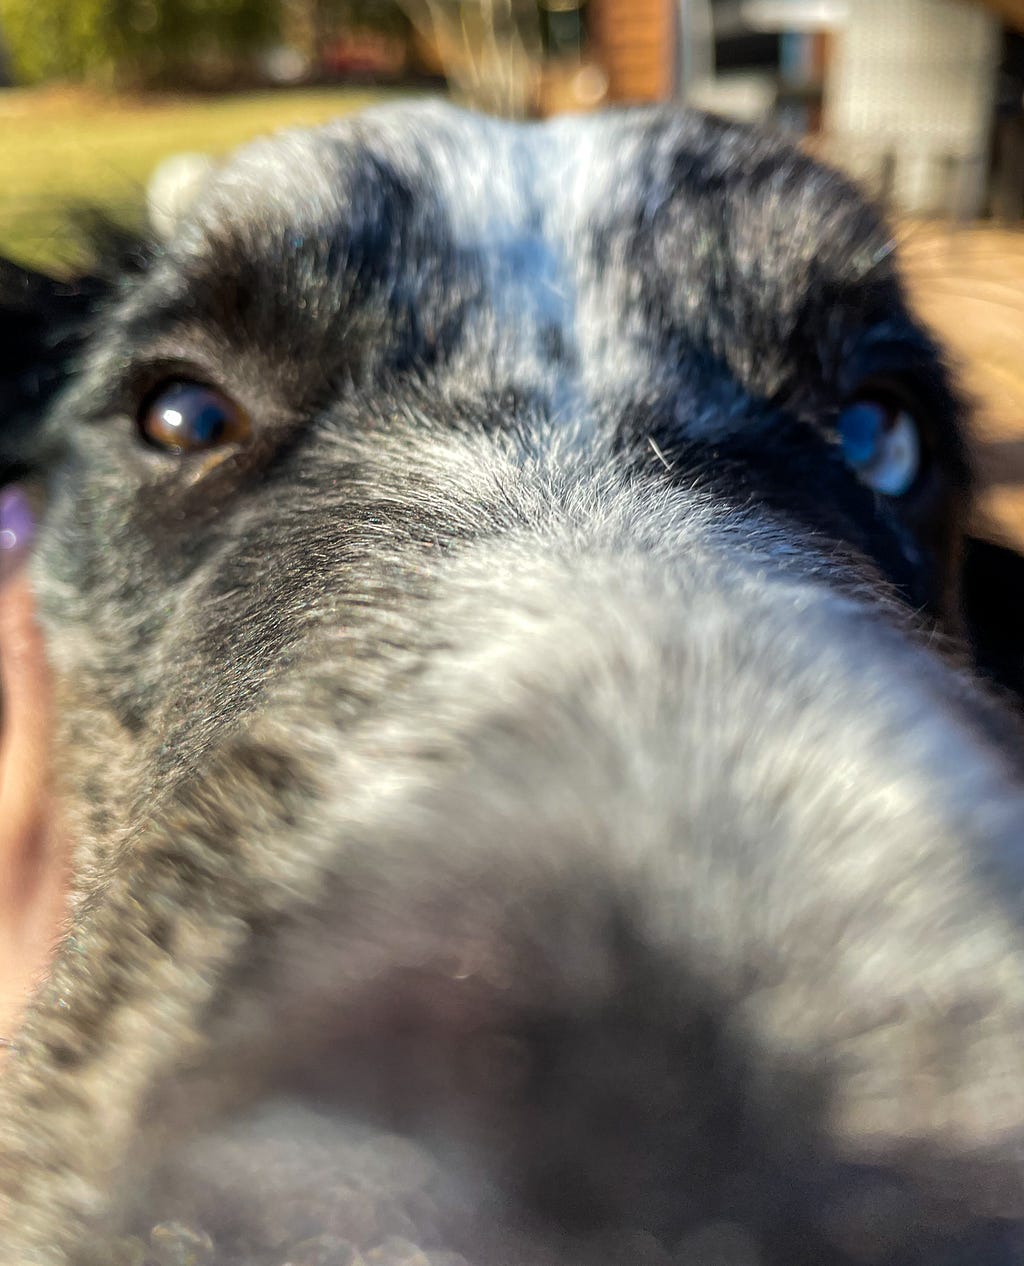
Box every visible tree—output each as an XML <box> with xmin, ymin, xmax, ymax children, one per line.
<box><xmin>0</xmin><ymin>0</ymin><xmax>281</xmax><ymax>87</ymax></box>
<box><xmin>0</xmin><ymin>0</ymin><xmax>119</xmax><ymax>84</ymax></box>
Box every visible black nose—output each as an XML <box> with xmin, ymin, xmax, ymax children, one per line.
<box><xmin>932</xmin><ymin>1222</ymin><xmax>1024</xmax><ymax>1266</ymax></box>
<box><xmin>865</xmin><ymin>1219</ymin><xmax>1023</xmax><ymax>1266</ymax></box>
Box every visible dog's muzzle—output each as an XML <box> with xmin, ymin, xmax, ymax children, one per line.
<box><xmin>90</xmin><ymin>516</ymin><xmax>1024</xmax><ymax>1262</ymax></box>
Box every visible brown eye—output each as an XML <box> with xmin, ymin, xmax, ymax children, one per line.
<box><xmin>138</xmin><ymin>381</ymin><xmax>250</xmax><ymax>454</ymax></box>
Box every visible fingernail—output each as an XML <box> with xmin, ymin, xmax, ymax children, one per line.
<box><xmin>0</xmin><ymin>486</ymin><xmax>35</xmax><ymax>580</ymax></box>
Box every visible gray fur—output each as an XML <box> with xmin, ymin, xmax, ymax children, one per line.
<box><xmin>0</xmin><ymin>102</ymin><xmax>1023</xmax><ymax>1264</ymax></box>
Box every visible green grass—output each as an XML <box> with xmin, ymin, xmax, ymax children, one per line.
<box><xmin>0</xmin><ymin>86</ymin><xmax>417</xmax><ymax>270</ymax></box>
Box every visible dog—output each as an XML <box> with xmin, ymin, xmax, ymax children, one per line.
<box><xmin>3</xmin><ymin>100</ymin><xmax>1024</xmax><ymax>1265</ymax></box>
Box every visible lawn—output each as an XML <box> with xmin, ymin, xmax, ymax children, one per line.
<box><xmin>0</xmin><ymin>85</ymin><xmax>419</xmax><ymax>271</ymax></box>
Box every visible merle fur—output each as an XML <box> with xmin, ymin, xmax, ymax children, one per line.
<box><xmin>1</xmin><ymin>103</ymin><xmax>1024</xmax><ymax>1265</ymax></box>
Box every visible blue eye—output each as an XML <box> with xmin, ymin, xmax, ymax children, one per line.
<box><xmin>139</xmin><ymin>381</ymin><xmax>250</xmax><ymax>454</ymax></box>
<box><xmin>837</xmin><ymin>398</ymin><xmax>921</xmax><ymax>497</ymax></box>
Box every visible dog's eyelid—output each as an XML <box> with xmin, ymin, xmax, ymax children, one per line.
<box><xmin>124</xmin><ymin>355</ymin><xmax>223</xmax><ymax>404</ymax></box>
<box><xmin>840</xmin><ymin>333</ymin><xmax>953</xmax><ymax>417</ymax></box>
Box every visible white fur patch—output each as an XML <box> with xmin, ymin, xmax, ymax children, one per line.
<box><xmin>147</xmin><ymin>152</ymin><xmax>218</xmax><ymax>243</ymax></box>
<box><xmin>355</xmin><ymin>102</ymin><xmax>661</xmax><ymax>423</ymax></box>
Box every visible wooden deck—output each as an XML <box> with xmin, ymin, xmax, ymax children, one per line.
<box><xmin>898</xmin><ymin>223</ymin><xmax>1024</xmax><ymax>548</ymax></box>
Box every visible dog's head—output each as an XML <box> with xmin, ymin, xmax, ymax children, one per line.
<box><xmin>4</xmin><ymin>103</ymin><xmax>1024</xmax><ymax>1264</ymax></box>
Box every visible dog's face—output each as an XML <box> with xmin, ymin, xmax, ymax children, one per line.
<box><xmin>0</xmin><ymin>105</ymin><xmax>984</xmax><ymax>852</ymax></box>
<box><xmin>4</xmin><ymin>103</ymin><xmax>1024</xmax><ymax>1265</ymax></box>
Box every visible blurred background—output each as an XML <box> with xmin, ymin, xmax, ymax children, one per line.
<box><xmin>0</xmin><ymin>0</ymin><xmax>1022</xmax><ymax>542</ymax></box>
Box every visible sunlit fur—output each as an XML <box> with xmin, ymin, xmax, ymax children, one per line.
<box><xmin>2</xmin><ymin>103</ymin><xmax>1024</xmax><ymax>1265</ymax></box>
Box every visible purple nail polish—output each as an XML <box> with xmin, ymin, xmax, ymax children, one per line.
<box><xmin>0</xmin><ymin>486</ymin><xmax>35</xmax><ymax>570</ymax></box>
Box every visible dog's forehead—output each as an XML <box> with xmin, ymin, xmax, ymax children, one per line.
<box><xmin>170</xmin><ymin>100</ymin><xmax>897</xmax><ymax>417</ymax></box>
<box><xmin>203</xmin><ymin>101</ymin><xmax>642</xmax><ymax>241</ymax></box>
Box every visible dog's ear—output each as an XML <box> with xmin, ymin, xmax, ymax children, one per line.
<box><xmin>0</xmin><ymin>256</ymin><xmax>109</xmax><ymax>484</ymax></box>
<box><xmin>963</xmin><ymin>534</ymin><xmax>1024</xmax><ymax>704</ymax></box>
